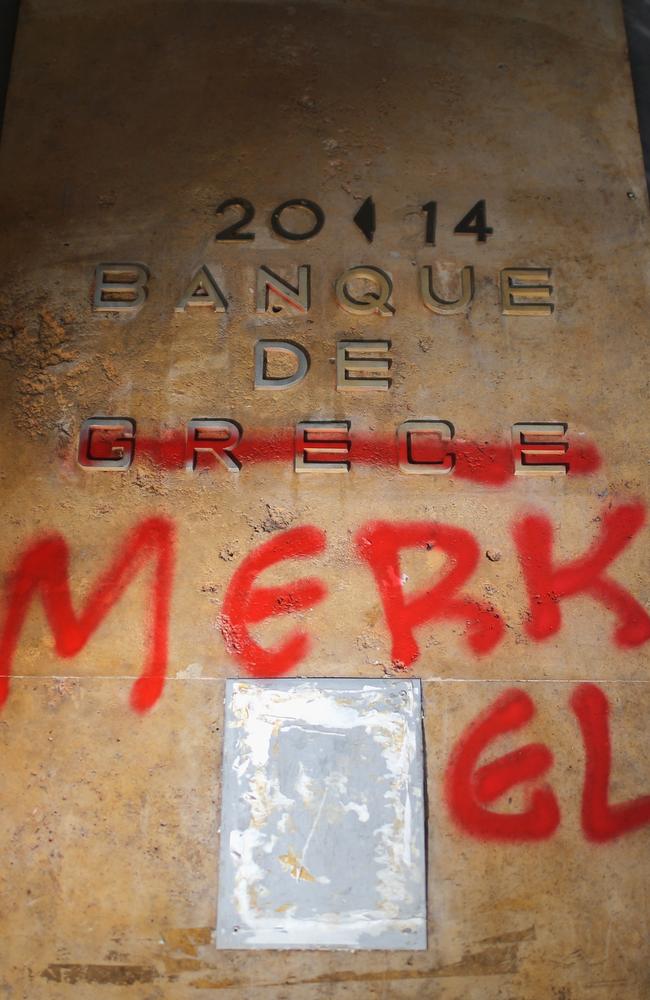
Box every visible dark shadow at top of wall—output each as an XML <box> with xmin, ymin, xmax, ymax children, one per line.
<box><xmin>0</xmin><ymin>1</ymin><xmax>648</xmax><ymax>194</ymax></box>
<box><xmin>623</xmin><ymin>0</ymin><xmax>650</xmax><ymax>193</ymax></box>
<box><xmin>0</xmin><ymin>0</ymin><xmax>19</xmax><ymax>137</ymax></box>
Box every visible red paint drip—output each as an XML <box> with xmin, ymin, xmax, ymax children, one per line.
<box><xmin>123</xmin><ymin>431</ymin><xmax>600</xmax><ymax>486</ymax></box>
<box><xmin>0</xmin><ymin>517</ymin><xmax>176</xmax><ymax>713</ymax></box>
<box><xmin>444</xmin><ymin>688</ymin><xmax>560</xmax><ymax>841</ymax></box>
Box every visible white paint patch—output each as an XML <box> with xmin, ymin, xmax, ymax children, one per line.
<box><xmin>343</xmin><ymin>801</ymin><xmax>370</xmax><ymax>822</ymax></box>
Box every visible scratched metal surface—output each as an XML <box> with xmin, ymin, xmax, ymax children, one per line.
<box><xmin>0</xmin><ymin>0</ymin><xmax>649</xmax><ymax>997</ymax></box>
<box><xmin>217</xmin><ymin>679</ymin><xmax>426</xmax><ymax>949</ymax></box>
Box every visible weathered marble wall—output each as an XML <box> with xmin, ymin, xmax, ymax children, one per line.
<box><xmin>0</xmin><ymin>1</ymin><xmax>649</xmax><ymax>997</ymax></box>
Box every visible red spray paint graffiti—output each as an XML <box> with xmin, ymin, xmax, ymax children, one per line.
<box><xmin>0</xmin><ymin>511</ymin><xmax>649</xmax><ymax>845</ymax></box>
<box><xmin>445</xmin><ymin>684</ymin><xmax>650</xmax><ymax>843</ymax></box>
<box><xmin>88</xmin><ymin>428</ymin><xmax>601</xmax><ymax>486</ymax></box>
<box><xmin>0</xmin><ymin>503</ymin><xmax>647</xmax><ymax>707</ymax></box>
<box><xmin>220</xmin><ymin>525</ymin><xmax>327</xmax><ymax>676</ymax></box>
<box><xmin>0</xmin><ymin>517</ymin><xmax>175</xmax><ymax>713</ymax></box>
<box><xmin>352</xmin><ymin>506</ymin><xmax>649</xmax><ymax>672</ymax></box>
<box><xmin>514</xmin><ymin>502</ymin><xmax>650</xmax><ymax>648</ymax></box>
<box><xmin>571</xmin><ymin>682</ymin><xmax>650</xmax><ymax>841</ymax></box>
<box><xmin>355</xmin><ymin>520</ymin><xmax>504</xmax><ymax>667</ymax></box>
<box><xmin>444</xmin><ymin>688</ymin><xmax>560</xmax><ymax>841</ymax></box>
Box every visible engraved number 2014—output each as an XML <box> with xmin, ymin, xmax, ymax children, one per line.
<box><xmin>215</xmin><ymin>198</ymin><xmax>493</xmax><ymax>244</ymax></box>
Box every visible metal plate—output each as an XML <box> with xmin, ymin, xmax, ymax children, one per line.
<box><xmin>217</xmin><ymin>678</ymin><xmax>426</xmax><ymax>950</ymax></box>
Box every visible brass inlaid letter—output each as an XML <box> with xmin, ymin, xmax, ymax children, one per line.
<box><xmin>336</xmin><ymin>340</ymin><xmax>391</xmax><ymax>391</ymax></box>
<box><xmin>185</xmin><ymin>419</ymin><xmax>241</xmax><ymax>472</ymax></box>
<box><xmin>256</xmin><ymin>265</ymin><xmax>311</xmax><ymax>314</ymax></box>
<box><xmin>93</xmin><ymin>263</ymin><xmax>148</xmax><ymax>313</ymax></box>
<box><xmin>397</xmin><ymin>420</ymin><xmax>455</xmax><ymax>474</ymax></box>
<box><xmin>294</xmin><ymin>421</ymin><xmax>351</xmax><ymax>473</ymax></box>
<box><xmin>254</xmin><ymin>341</ymin><xmax>309</xmax><ymax>389</ymax></box>
<box><xmin>334</xmin><ymin>266</ymin><xmax>395</xmax><ymax>316</ymax></box>
<box><xmin>512</xmin><ymin>422</ymin><xmax>568</xmax><ymax>475</ymax></box>
<box><xmin>500</xmin><ymin>268</ymin><xmax>554</xmax><ymax>316</ymax></box>
<box><xmin>420</xmin><ymin>265</ymin><xmax>474</xmax><ymax>315</ymax></box>
<box><xmin>175</xmin><ymin>266</ymin><xmax>227</xmax><ymax>313</ymax></box>
<box><xmin>78</xmin><ymin>417</ymin><xmax>135</xmax><ymax>469</ymax></box>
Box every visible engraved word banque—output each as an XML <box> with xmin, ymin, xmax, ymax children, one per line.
<box><xmin>92</xmin><ymin>261</ymin><xmax>555</xmax><ymax>319</ymax></box>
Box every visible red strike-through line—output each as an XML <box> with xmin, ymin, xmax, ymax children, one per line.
<box><xmin>125</xmin><ymin>431</ymin><xmax>600</xmax><ymax>486</ymax></box>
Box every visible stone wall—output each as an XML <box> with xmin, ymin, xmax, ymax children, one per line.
<box><xmin>0</xmin><ymin>2</ymin><xmax>649</xmax><ymax>997</ymax></box>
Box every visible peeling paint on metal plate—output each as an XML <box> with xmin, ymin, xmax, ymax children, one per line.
<box><xmin>216</xmin><ymin>678</ymin><xmax>426</xmax><ymax>950</ymax></box>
